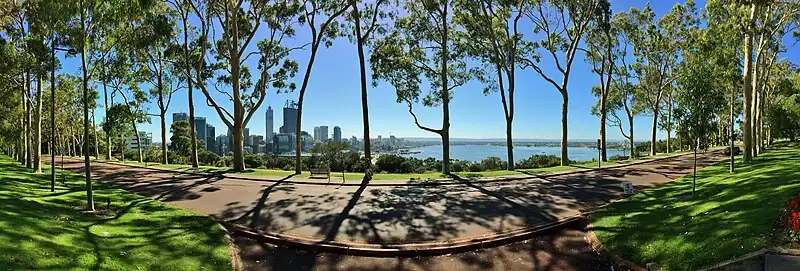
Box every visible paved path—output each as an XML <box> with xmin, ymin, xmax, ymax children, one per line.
<box><xmin>54</xmin><ymin>151</ymin><xmax>725</xmax><ymax>247</ymax></box>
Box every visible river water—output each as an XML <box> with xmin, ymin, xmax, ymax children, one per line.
<box><xmin>399</xmin><ymin>144</ymin><xmax>627</xmax><ymax>162</ymax></box>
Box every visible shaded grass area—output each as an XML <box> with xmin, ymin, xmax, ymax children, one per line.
<box><xmin>592</xmin><ymin>144</ymin><xmax>800</xmax><ymax>270</ymax></box>
<box><xmin>92</xmin><ymin>152</ymin><xmax>683</xmax><ymax>181</ymax></box>
<box><xmin>0</xmin><ymin>156</ymin><xmax>230</xmax><ymax>270</ymax></box>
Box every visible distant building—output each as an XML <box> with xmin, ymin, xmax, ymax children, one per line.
<box><xmin>206</xmin><ymin>124</ymin><xmax>216</xmax><ymax>151</ymax></box>
<box><xmin>249</xmin><ymin>135</ymin><xmax>264</xmax><ymax>153</ymax></box>
<box><xmin>215</xmin><ymin>134</ymin><xmax>229</xmax><ymax>155</ymax></box>
<box><xmin>266</xmin><ymin>106</ymin><xmax>274</xmax><ymax>143</ymax></box>
<box><xmin>243</xmin><ymin>128</ymin><xmax>250</xmax><ymax>146</ymax></box>
<box><xmin>313</xmin><ymin>126</ymin><xmax>321</xmax><ymax>142</ymax></box>
<box><xmin>274</xmin><ymin>133</ymin><xmax>295</xmax><ymax>153</ymax></box>
<box><xmin>127</xmin><ymin>132</ymin><xmax>153</xmax><ymax>150</ymax></box>
<box><xmin>172</xmin><ymin>112</ymin><xmax>188</xmax><ymax>123</ymax></box>
<box><xmin>319</xmin><ymin>126</ymin><xmax>328</xmax><ymax>141</ymax></box>
<box><xmin>280</xmin><ymin>100</ymin><xmax>298</xmax><ymax>134</ymax></box>
<box><xmin>194</xmin><ymin>117</ymin><xmax>207</xmax><ymax>148</ymax></box>
<box><xmin>333</xmin><ymin>126</ymin><xmax>342</xmax><ymax>142</ymax></box>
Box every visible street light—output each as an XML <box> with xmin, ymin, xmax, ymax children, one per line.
<box><xmin>51</xmin><ymin>45</ymin><xmax>77</xmax><ymax>192</ymax></box>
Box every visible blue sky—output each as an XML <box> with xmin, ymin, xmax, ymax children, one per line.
<box><xmin>59</xmin><ymin>0</ymin><xmax>799</xmax><ymax>142</ymax></box>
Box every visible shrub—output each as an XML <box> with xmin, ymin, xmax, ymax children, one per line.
<box><xmin>468</xmin><ymin>163</ymin><xmax>484</xmax><ymax>172</ymax></box>
<box><xmin>198</xmin><ymin>151</ymin><xmax>221</xmax><ymax>166</ymax></box>
<box><xmin>517</xmin><ymin>154</ymin><xmax>561</xmax><ymax>169</ymax></box>
<box><xmin>244</xmin><ymin>153</ymin><xmax>264</xmax><ymax>169</ymax></box>
<box><xmin>609</xmin><ymin>155</ymin><xmax>629</xmax><ymax>161</ymax></box>
<box><xmin>376</xmin><ymin>154</ymin><xmax>413</xmax><ymax>173</ymax></box>
<box><xmin>481</xmin><ymin>156</ymin><xmax>505</xmax><ymax>170</ymax></box>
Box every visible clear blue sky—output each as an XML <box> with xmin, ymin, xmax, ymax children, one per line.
<box><xmin>60</xmin><ymin>0</ymin><xmax>798</xmax><ymax>142</ymax></box>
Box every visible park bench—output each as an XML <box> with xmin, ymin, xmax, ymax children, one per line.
<box><xmin>310</xmin><ymin>168</ymin><xmax>330</xmax><ymax>179</ymax></box>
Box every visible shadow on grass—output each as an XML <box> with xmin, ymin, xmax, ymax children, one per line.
<box><xmin>590</xmin><ymin>146</ymin><xmax>800</xmax><ymax>270</ymax></box>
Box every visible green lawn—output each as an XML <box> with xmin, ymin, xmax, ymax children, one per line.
<box><xmin>95</xmin><ymin>153</ymin><xmax>678</xmax><ymax>181</ymax></box>
<box><xmin>592</xmin><ymin>144</ymin><xmax>800</xmax><ymax>270</ymax></box>
<box><xmin>0</xmin><ymin>156</ymin><xmax>231</xmax><ymax>270</ymax></box>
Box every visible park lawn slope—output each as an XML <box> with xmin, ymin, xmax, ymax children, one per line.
<box><xmin>592</xmin><ymin>145</ymin><xmax>800</xmax><ymax>270</ymax></box>
<box><xmin>0</xmin><ymin>156</ymin><xmax>230</xmax><ymax>270</ymax></box>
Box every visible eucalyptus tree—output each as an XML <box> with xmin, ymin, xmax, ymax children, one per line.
<box><xmin>347</xmin><ymin>0</ymin><xmax>395</xmax><ymax>173</ymax></box>
<box><xmin>371</xmin><ymin>0</ymin><xmax>471</xmax><ymax>174</ymax></box>
<box><xmin>188</xmin><ymin>0</ymin><xmax>300</xmax><ymax>171</ymax></box>
<box><xmin>675</xmin><ymin>34</ymin><xmax>726</xmax><ymax>196</ymax></box>
<box><xmin>130</xmin><ymin>5</ymin><xmax>181</xmax><ymax>165</ymax></box>
<box><xmin>455</xmin><ymin>0</ymin><xmax>524</xmax><ymax>170</ymax></box>
<box><xmin>705</xmin><ymin>0</ymin><xmax>745</xmax><ymax>173</ymax></box>
<box><xmin>519</xmin><ymin>0</ymin><xmax>606</xmax><ymax>166</ymax></box>
<box><xmin>292</xmin><ymin>0</ymin><xmax>350</xmax><ymax>174</ymax></box>
<box><xmin>168</xmin><ymin>0</ymin><xmax>200</xmax><ymax>168</ymax></box>
<box><xmin>582</xmin><ymin>2</ymin><xmax>613</xmax><ymax>161</ymax></box>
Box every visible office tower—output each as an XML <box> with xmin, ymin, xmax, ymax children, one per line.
<box><xmin>215</xmin><ymin>134</ymin><xmax>227</xmax><ymax>155</ymax></box>
<box><xmin>206</xmin><ymin>124</ymin><xmax>216</xmax><ymax>151</ymax></box>
<box><xmin>313</xmin><ymin>126</ymin><xmax>320</xmax><ymax>142</ymax></box>
<box><xmin>194</xmin><ymin>117</ymin><xmax>207</xmax><ymax>148</ymax></box>
<box><xmin>127</xmin><ymin>132</ymin><xmax>153</xmax><ymax>150</ymax></box>
<box><xmin>172</xmin><ymin>112</ymin><xmax>188</xmax><ymax>124</ymax></box>
<box><xmin>333</xmin><ymin>126</ymin><xmax>341</xmax><ymax>142</ymax></box>
<box><xmin>244</xmin><ymin>128</ymin><xmax>250</xmax><ymax>146</ymax></box>
<box><xmin>319</xmin><ymin>126</ymin><xmax>328</xmax><ymax>141</ymax></box>
<box><xmin>280</xmin><ymin>100</ymin><xmax>298</xmax><ymax>134</ymax></box>
<box><xmin>266</xmin><ymin>106</ymin><xmax>274</xmax><ymax>142</ymax></box>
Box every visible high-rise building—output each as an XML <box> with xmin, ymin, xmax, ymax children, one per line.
<box><xmin>172</xmin><ymin>112</ymin><xmax>188</xmax><ymax>124</ymax></box>
<box><xmin>215</xmin><ymin>134</ymin><xmax>228</xmax><ymax>155</ymax></box>
<box><xmin>266</xmin><ymin>106</ymin><xmax>274</xmax><ymax>142</ymax></box>
<box><xmin>333</xmin><ymin>126</ymin><xmax>342</xmax><ymax>142</ymax></box>
<box><xmin>280</xmin><ymin>100</ymin><xmax>298</xmax><ymax>134</ymax></box>
<box><xmin>313</xmin><ymin>126</ymin><xmax>321</xmax><ymax>142</ymax></box>
<box><xmin>243</xmin><ymin>128</ymin><xmax>250</xmax><ymax>146</ymax></box>
<box><xmin>194</xmin><ymin>117</ymin><xmax>207</xmax><ymax>148</ymax></box>
<box><xmin>206</xmin><ymin>124</ymin><xmax>216</xmax><ymax>151</ymax></box>
<box><xmin>319</xmin><ymin>126</ymin><xmax>328</xmax><ymax>141</ymax></box>
<box><xmin>127</xmin><ymin>131</ymin><xmax>153</xmax><ymax>150</ymax></box>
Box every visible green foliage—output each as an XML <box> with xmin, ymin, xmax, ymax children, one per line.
<box><xmin>517</xmin><ymin>155</ymin><xmax>564</xmax><ymax>169</ymax></box>
<box><xmin>168</xmin><ymin>120</ymin><xmax>203</xmax><ymax>157</ymax></box>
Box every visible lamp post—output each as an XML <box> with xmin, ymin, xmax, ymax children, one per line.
<box><xmin>51</xmin><ymin>43</ymin><xmax>77</xmax><ymax>192</ymax></box>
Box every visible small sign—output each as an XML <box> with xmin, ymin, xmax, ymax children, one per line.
<box><xmin>621</xmin><ymin>182</ymin><xmax>635</xmax><ymax>194</ymax></box>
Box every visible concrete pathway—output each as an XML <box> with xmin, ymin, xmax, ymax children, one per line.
<box><xmin>54</xmin><ymin>151</ymin><xmax>725</xmax><ymax>247</ymax></box>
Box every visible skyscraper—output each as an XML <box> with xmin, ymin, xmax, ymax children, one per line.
<box><xmin>172</xmin><ymin>112</ymin><xmax>188</xmax><ymax>124</ymax></box>
<box><xmin>313</xmin><ymin>126</ymin><xmax>320</xmax><ymax>142</ymax></box>
<box><xmin>243</xmin><ymin>128</ymin><xmax>251</xmax><ymax>146</ymax></box>
<box><xmin>266</xmin><ymin>106</ymin><xmax>274</xmax><ymax>142</ymax></box>
<box><xmin>206</xmin><ymin>124</ymin><xmax>216</xmax><ymax>151</ymax></box>
<box><xmin>319</xmin><ymin>126</ymin><xmax>328</xmax><ymax>141</ymax></box>
<box><xmin>194</xmin><ymin>117</ymin><xmax>207</xmax><ymax>148</ymax></box>
<box><xmin>333</xmin><ymin>126</ymin><xmax>341</xmax><ymax>142</ymax></box>
<box><xmin>280</xmin><ymin>100</ymin><xmax>298</xmax><ymax>134</ymax></box>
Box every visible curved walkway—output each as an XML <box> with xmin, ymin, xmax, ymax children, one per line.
<box><xmin>53</xmin><ymin>151</ymin><xmax>726</xmax><ymax>255</ymax></box>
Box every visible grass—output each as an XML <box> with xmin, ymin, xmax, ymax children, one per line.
<box><xmin>591</xmin><ymin>143</ymin><xmax>800</xmax><ymax>270</ymax></box>
<box><xmin>86</xmin><ymin>152</ymin><xmax>683</xmax><ymax>181</ymax></box>
<box><xmin>0</xmin><ymin>156</ymin><xmax>231</xmax><ymax>270</ymax></box>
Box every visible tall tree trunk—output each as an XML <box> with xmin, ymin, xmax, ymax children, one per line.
<box><xmin>183</xmin><ymin>13</ymin><xmax>199</xmax><ymax>168</ymax></box>
<box><xmin>666</xmin><ymin>92</ymin><xmax>673</xmax><ymax>153</ymax></box>
<box><xmin>25</xmin><ymin>71</ymin><xmax>32</xmax><ymax>168</ymax></box>
<box><xmin>232</xmin><ymin>125</ymin><xmax>245</xmax><ymax>170</ymax></box>
<box><xmin>92</xmin><ymin>108</ymin><xmax>99</xmax><ymax>159</ymax></box>
<box><xmin>599</xmin><ymin>101</ymin><xmax>607</xmax><ymax>162</ymax></box>
<box><xmin>352</xmin><ymin>6</ymin><xmax>372</xmax><ymax>173</ymax></box>
<box><xmin>560</xmin><ymin>92</ymin><xmax>569</xmax><ymax>166</ymax></box>
<box><xmin>80</xmin><ymin>11</ymin><xmax>95</xmax><ymax>211</ymax></box>
<box><xmin>51</xmin><ymin>43</ymin><xmax>57</xmax><ymax>191</ymax></box>
<box><xmin>441</xmin><ymin>4</ymin><xmax>451</xmax><ymax>175</ymax></box>
<box><xmin>752</xmin><ymin>50</ymin><xmax>761</xmax><ymax>157</ymax></box>
<box><xmin>742</xmin><ymin>3</ymin><xmax>757</xmax><ymax>163</ymax></box>
<box><xmin>650</xmin><ymin>107</ymin><xmax>659</xmax><ymax>156</ymax></box>
<box><xmin>103</xmin><ymin>73</ymin><xmax>111</xmax><ymax>160</ymax></box>
<box><xmin>629</xmin><ymin>116</ymin><xmax>635</xmax><ymax>158</ymax></box>
<box><xmin>160</xmin><ymin>113</ymin><xmax>167</xmax><ymax>165</ymax></box>
<box><xmin>34</xmin><ymin>74</ymin><xmax>42</xmax><ymax>173</ymax></box>
<box><xmin>730</xmin><ymin>82</ymin><xmax>736</xmax><ymax>173</ymax></box>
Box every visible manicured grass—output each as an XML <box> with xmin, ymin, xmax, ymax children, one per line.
<box><xmin>0</xmin><ymin>156</ymin><xmax>231</xmax><ymax>270</ymax></box>
<box><xmin>592</xmin><ymin>144</ymin><xmax>800</xmax><ymax>270</ymax></box>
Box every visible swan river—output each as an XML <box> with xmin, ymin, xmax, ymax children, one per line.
<box><xmin>399</xmin><ymin>144</ymin><xmax>627</xmax><ymax>162</ymax></box>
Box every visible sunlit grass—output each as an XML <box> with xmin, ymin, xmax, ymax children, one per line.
<box><xmin>0</xmin><ymin>156</ymin><xmax>231</xmax><ymax>270</ymax></box>
<box><xmin>592</xmin><ymin>143</ymin><xmax>800</xmax><ymax>270</ymax></box>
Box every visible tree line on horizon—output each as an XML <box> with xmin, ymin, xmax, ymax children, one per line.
<box><xmin>0</xmin><ymin>0</ymin><xmax>799</xmax><ymax>210</ymax></box>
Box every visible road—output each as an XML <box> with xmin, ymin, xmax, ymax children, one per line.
<box><xmin>55</xmin><ymin>150</ymin><xmax>725</xmax><ymax>270</ymax></box>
